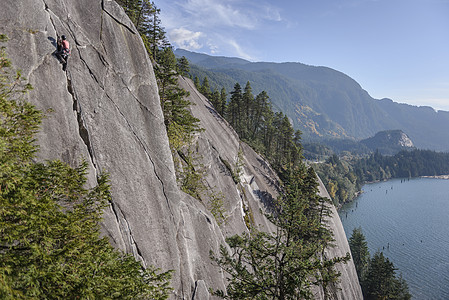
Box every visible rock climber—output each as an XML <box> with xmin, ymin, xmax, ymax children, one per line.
<box><xmin>57</xmin><ymin>35</ymin><xmax>70</xmax><ymax>71</ymax></box>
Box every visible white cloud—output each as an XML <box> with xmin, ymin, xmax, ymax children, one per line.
<box><xmin>228</xmin><ymin>39</ymin><xmax>254</xmax><ymax>61</ymax></box>
<box><xmin>261</xmin><ymin>4</ymin><xmax>282</xmax><ymax>22</ymax></box>
<box><xmin>207</xmin><ymin>40</ymin><xmax>219</xmax><ymax>54</ymax></box>
<box><xmin>179</xmin><ymin>0</ymin><xmax>257</xmax><ymax>29</ymax></box>
<box><xmin>176</xmin><ymin>0</ymin><xmax>282</xmax><ymax>30</ymax></box>
<box><xmin>169</xmin><ymin>28</ymin><xmax>203</xmax><ymax>50</ymax></box>
<box><xmin>159</xmin><ymin>0</ymin><xmax>283</xmax><ymax>59</ymax></box>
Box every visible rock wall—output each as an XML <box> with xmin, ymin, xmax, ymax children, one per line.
<box><xmin>0</xmin><ymin>0</ymin><xmax>362</xmax><ymax>298</ymax></box>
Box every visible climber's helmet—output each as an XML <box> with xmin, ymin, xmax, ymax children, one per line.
<box><xmin>61</xmin><ymin>35</ymin><xmax>66</xmax><ymax>40</ymax></box>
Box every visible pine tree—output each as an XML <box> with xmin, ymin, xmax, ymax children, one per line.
<box><xmin>227</xmin><ymin>83</ymin><xmax>242</xmax><ymax>133</ymax></box>
<box><xmin>155</xmin><ymin>47</ymin><xmax>201</xmax><ymax>151</ymax></box>
<box><xmin>211</xmin><ymin>164</ymin><xmax>349</xmax><ymax>299</ymax></box>
<box><xmin>193</xmin><ymin>76</ymin><xmax>201</xmax><ymax>90</ymax></box>
<box><xmin>250</xmin><ymin>91</ymin><xmax>269</xmax><ymax>139</ymax></box>
<box><xmin>349</xmin><ymin>227</ymin><xmax>369</xmax><ymax>281</ymax></box>
<box><xmin>200</xmin><ymin>76</ymin><xmax>211</xmax><ymax>98</ymax></box>
<box><xmin>210</xmin><ymin>89</ymin><xmax>221</xmax><ymax>110</ymax></box>
<box><xmin>363</xmin><ymin>252</ymin><xmax>397</xmax><ymax>299</ymax></box>
<box><xmin>219</xmin><ymin>87</ymin><xmax>227</xmax><ymax>116</ymax></box>
<box><xmin>241</xmin><ymin>81</ymin><xmax>253</xmax><ymax>139</ymax></box>
<box><xmin>116</xmin><ymin>0</ymin><xmax>169</xmax><ymax>60</ymax></box>
<box><xmin>146</xmin><ymin>2</ymin><xmax>169</xmax><ymax>60</ymax></box>
<box><xmin>176</xmin><ymin>56</ymin><xmax>190</xmax><ymax>77</ymax></box>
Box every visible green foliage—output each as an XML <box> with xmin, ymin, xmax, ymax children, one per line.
<box><xmin>302</xmin><ymin>142</ymin><xmax>334</xmax><ymax>161</ymax></box>
<box><xmin>177</xmin><ymin>147</ymin><xmax>206</xmax><ymax>200</ymax></box>
<box><xmin>348</xmin><ymin>228</ymin><xmax>411</xmax><ymax>300</ymax></box>
<box><xmin>208</xmin><ymin>190</ymin><xmax>228</xmax><ymax>226</ymax></box>
<box><xmin>155</xmin><ymin>47</ymin><xmax>202</xmax><ymax>151</ymax></box>
<box><xmin>314</xmin><ymin>148</ymin><xmax>449</xmax><ymax>206</ymax></box>
<box><xmin>0</xmin><ymin>36</ymin><xmax>172</xmax><ymax>299</ymax></box>
<box><xmin>219</xmin><ymin>156</ymin><xmax>240</xmax><ymax>184</ymax></box>
<box><xmin>116</xmin><ymin>2</ymin><xmax>201</xmax><ymax>152</ymax></box>
<box><xmin>116</xmin><ymin>0</ymin><xmax>169</xmax><ymax>60</ymax></box>
<box><xmin>353</xmin><ymin>149</ymin><xmax>449</xmax><ymax>181</ymax></box>
<box><xmin>177</xmin><ymin>49</ymin><xmax>449</xmax><ymax>151</ymax></box>
<box><xmin>313</xmin><ymin>154</ymin><xmax>360</xmax><ymax>206</ymax></box>
<box><xmin>219</xmin><ymin>87</ymin><xmax>227</xmax><ymax>116</ymax></box>
<box><xmin>211</xmin><ymin>165</ymin><xmax>350</xmax><ymax>299</ymax></box>
<box><xmin>200</xmin><ymin>76</ymin><xmax>211</xmax><ymax>98</ymax></box>
<box><xmin>176</xmin><ymin>56</ymin><xmax>190</xmax><ymax>77</ymax></box>
<box><xmin>1</xmin><ymin>162</ymin><xmax>172</xmax><ymax>299</ymax></box>
<box><xmin>205</xmin><ymin>80</ymin><xmax>303</xmax><ymax>175</ymax></box>
<box><xmin>363</xmin><ymin>252</ymin><xmax>411</xmax><ymax>300</ymax></box>
<box><xmin>348</xmin><ymin>227</ymin><xmax>369</xmax><ymax>282</ymax></box>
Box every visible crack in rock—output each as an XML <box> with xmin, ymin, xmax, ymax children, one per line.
<box><xmin>42</xmin><ymin>0</ymin><xmax>98</xmax><ymax>175</ymax></box>
<box><xmin>66</xmin><ymin>72</ymin><xmax>98</xmax><ymax>173</ymax></box>
<box><xmin>101</xmin><ymin>0</ymin><xmax>136</xmax><ymax>34</ymax></box>
<box><xmin>118</xmin><ymin>75</ymin><xmax>161</xmax><ymax>120</ymax></box>
<box><xmin>102</xmin><ymin>90</ymin><xmax>176</xmax><ymax>218</ymax></box>
<box><xmin>109</xmin><ymin>201</ymin><xmax>147</xmax><ymax>268</ymax></box>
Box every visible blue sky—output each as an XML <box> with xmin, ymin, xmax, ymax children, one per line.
<box><xmin>158</xmin><ymin>0</ymin><xmax>449</xmax><ymax>111</ymax></box>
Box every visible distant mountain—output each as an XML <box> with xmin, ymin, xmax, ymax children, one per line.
<box><xmin>361</xmin><ymin>130</ymin><xmax>415</xmax><ymax>155</ymax></box>
<box><xmin>175</xmin><ymin>49</ymin><xmax>449</xmax><ymax>152</ymax></box>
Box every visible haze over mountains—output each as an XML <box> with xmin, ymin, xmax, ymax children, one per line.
<box><xmin>175</xmin><ymin>49</ymin><xmax>449</xmax><ymax>152</ymax></box>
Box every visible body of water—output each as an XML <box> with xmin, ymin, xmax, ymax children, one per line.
<box><xmin>339</xmin><ymin>177</ymin><xmax>449</xmax><ymax>299</ymax></box>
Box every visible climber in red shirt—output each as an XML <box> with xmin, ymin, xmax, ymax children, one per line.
<box><xmin>57</xmin><ymin>35</ymin><xmax>70</xmax><ymax>71</ymax></box>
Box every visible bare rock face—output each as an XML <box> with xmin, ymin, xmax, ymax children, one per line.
<box><xmin>0</xmin><ymin>0</ymin><xmax>362</xmax><ymax>298</ymax></box>
<box><xmin>316</xmin><ymin>177</ymin><xmax>363</xmax><ymax>299</ymax></box>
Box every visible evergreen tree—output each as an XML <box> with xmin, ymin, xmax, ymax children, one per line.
<box><xmin>250</xmin><ymin>91</ymin><xmax>269</xmax><ymax>140</ymax></box>
<box><xmin>176</xmin><ymin>56</ymin><xmax>190</xmax><ymax>77</ymax></box>
<box><xmin>362</xmin><ymin>252</ymin><xmax>411</xmax><ymax>300</ymax></box>
<box><xmin>116</xmin><ymin>0</ymin><xmax>169</xmax><ymax>60</ymax></box>
<box><xmin>227</xmin><ymin>83</ymin><xmax>242</xmax><ymax>134</ymax></box>
<box><xmin>145</xmin><ymin>2</ymin><xmax>169</xmax><ymax>60</ymax></box>
<box><xmin>155</xmin><ymin>47</ymin><xmax>201</xmax><ymax>151</ymax></box>
<box><xmin>345</xmin><ymin>226</ymin><xmax>411</xmax><ymax>299</ymax></box>
<box><xmin>219</xmin><ymin>87</ymin><xmax>227</xmax><ymax>116</ymax></box>
<box><xmin>211</xmin><ymin>164</ymin><xmax>349</xmax><ymax>299</ymax></box>
<box><xmin>210</xmin><ymin>89</ymin><xmax>221</xmax><ymax>111</ymax></box>
<box><xmin>200</xmin><ymin>76</ymin><xmax>211</xmax><ymax>98</ymax></box>
<box><xmin>349</xmin><ymin>227</ymin><xmax>369</xmax><ymax>281</ymax></box>
<box><xmin>115</xmin><ymin>0</ymin><xmax>145</xmax><ymax>26</ymax></box>
<box><xmin>193</xmin><ymin>76</ymin><xmax>201</xmax><ymax>90</ymax></box>
<box><xmin>241</xmin><ymin>81</ymin><xmax>253</xmax><ymax>139</ymax></box>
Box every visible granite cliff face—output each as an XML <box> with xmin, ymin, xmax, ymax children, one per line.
<box><xmin>0</xmin><ymin>0</ymin><xmax>362</xmax><ymax>298</ymax></box>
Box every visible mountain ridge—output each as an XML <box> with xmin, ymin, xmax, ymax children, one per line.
<box><xmin>176</xmin><ymin>49</ymin><xmax>449</xmax><ymax>152</ymax></box>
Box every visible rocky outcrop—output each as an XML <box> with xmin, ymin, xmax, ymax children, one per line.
<box><xmin>361</xmin><ymin>129</ymin><xmax>415</xmax><ymax>155</ymax></box>
<box><xmin>0</xmin><ymin>0</ymin><xmax>362</xmax><ymax>298</ymax></box>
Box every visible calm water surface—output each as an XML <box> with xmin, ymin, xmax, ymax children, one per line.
<box><xmin>339</xmin><ymin>177</ymin><xmax>449</xmax><ymax>299</ymax></box>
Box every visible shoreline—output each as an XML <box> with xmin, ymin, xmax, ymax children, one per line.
<box><xmin>335</xmin><ymin>175</ymin><xmax>449</xmax><ymax>210</ymax></box>
<box><xmin>336</xmin><ymin>175</ymin><xmax>449</xmax><ymax>210</ymax></box>
<box><xmin>421</xmin><ymin>175</ymin><xmax>449</xmax><ymax>179</ymax></box>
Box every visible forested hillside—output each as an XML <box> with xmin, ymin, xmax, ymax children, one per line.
<box><xmin>175</xmin><ymin>49</ymin><xmax>449</xmax><ymax>152</ymax></box>
<box><xmin>313</xmin><ymin>150</ymin><xmax>449</xmax><ymax>206</ymax></box>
